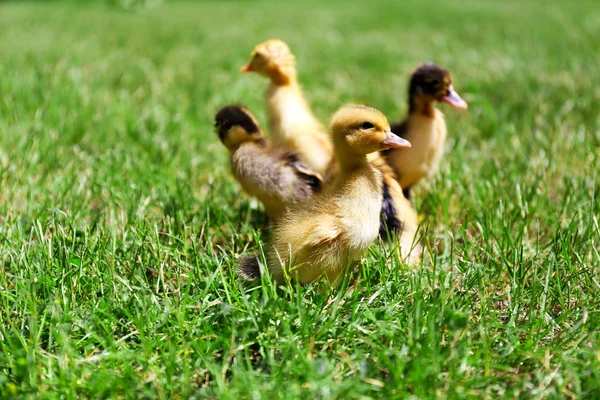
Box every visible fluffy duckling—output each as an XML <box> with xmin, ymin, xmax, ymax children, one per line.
<box><xmin>239</xmin><ymin>105</ymin><xmax>411</xmax><ymax>285</ymax></box>
<box><xmin>214</xmin><ymin>105</ymin><xmax>322</xmax><ymax>219</ymax></box>
<box><xmin>325</xmin><ymin>153</ymin><xmax>421</xmax><ymax>262</ymax></box>
<box><xmin>240</xmin><ymin>39</ymin><xmax>334</xmax><ymax>176</ymax></box>
<box><xmin>386</xmin><ymin>63</ymin><xmax>468</xmax><ymax>198</ymax></box>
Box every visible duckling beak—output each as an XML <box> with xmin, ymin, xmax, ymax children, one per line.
<box><xmin>240</xmin><ymin>62</ymin><xmax>254</xmax><ymax>73</ymax></box>
<box><xmin>381</xmin><ymin>131</ymin><xmax>411</xmax><ymax>149</ymax></box>
<box><xmin>442</xmin><ymin>85</ymin><xmax>468</xmax><ymax>110</ymax></box>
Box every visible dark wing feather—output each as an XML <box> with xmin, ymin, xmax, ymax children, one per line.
<box><xmin>379</xmin><ymin>180</ymin><xmax>404</xmax><ymax>241</ymax></box>
<box><xmin>281</xmin><ymin>150</ymin><xmax>323</xmax><ymax>193</ymax></box>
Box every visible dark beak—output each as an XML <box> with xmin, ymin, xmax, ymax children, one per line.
<box><xmin>442</xmin><ymin>85</ymin><xmax>468</xmax><ymax>110</ymax></box>
<box><xmin>381</xmin><ymin>131</ymin><xmax>411</xmax><ymax>149</ymax></box>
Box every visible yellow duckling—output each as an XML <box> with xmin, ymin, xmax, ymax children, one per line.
<box><xmin>214</xmin><ymin>105</ymin><xmax>322</xmax><ymax>219</ymax></box>
<box><xmin>239</xmin><ymin>105</ymin><xmax>411</xmax><ymax>285</ymax></box>
<box><xmin>240</xmin><ymin>39</ymin><xmax>334</xmax><ymax>176</ymax></box>
<box><xmin>386</xmin><ymin>63</ymin><xmax>468</xmax><ymax>198</ymax></box>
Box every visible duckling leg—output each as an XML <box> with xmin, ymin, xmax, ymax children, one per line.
<box><xmin>323</xmin><ymin>256</ymin><xmax>358</xmax><ymax>288</ymax></box>
<box><xmin>397</xmin><ymin>227</ymin><xmax>422</xmax><ymax>266</ymax></box>
<box><xmin>324</xmin><ymin>268</ymin><xmax>346</xmax><ymax>288</ymax></box>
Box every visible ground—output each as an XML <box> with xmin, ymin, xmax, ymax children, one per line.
<box><xmin>1</xmin><ymin>0</ymin><xmax>599</xmax><ymax>398</ymax></box>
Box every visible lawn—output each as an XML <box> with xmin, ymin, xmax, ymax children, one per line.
<box><xmin>1</xmin><ymin>0</ymin><xmax>599</xmax><ymax>398</ymax></box>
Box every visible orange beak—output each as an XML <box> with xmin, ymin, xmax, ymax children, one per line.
<box><xmin>240</xmin><ymin>62</ymin><xmax>254</xmax><ymax>73</ymax></box>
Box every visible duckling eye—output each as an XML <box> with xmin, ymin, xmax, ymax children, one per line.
<box><xmin>361</xmin><ymin>122</ymin><xmax>375</xmax><ymax>130</ymax></box>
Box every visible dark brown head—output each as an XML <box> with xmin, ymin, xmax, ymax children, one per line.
<box><xmin>214</xmin><ymin>105</ymin><xmax>264</xmax><ymax>151</ymax></box>
<box><xmin>408</xmin><ymin>63</ymin><xmax>467</xmax><ymax>114</ymax></box>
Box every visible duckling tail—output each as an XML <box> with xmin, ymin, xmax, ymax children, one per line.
<box><xmin>238</xmin><ymin>255</ymin><xmax>262</xmax><ymax>281</ymax></box>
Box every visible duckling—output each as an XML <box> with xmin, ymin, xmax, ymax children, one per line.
<box><xmin>386</xmin><ymin>63</ymin><xmax>468</xmax><ymax>199</ymax></box>
<box><xmin>241</xmin><ymin>39</ymin><xmax>420</xmax><ymax>253</ymax></box>
<box><xmin>214</xmin><ymin>105</ymin><xmax>322</xmax><ymax>219</ymax></box>
<box><xmin>240</xmin><ymin>39</ymin><xmax>334</xmax><ymax>176</ymax></box>
<box><xmin>239</xmin><ymin>105</ymin><xmax>411</xmax><ymax>285</ymax></box>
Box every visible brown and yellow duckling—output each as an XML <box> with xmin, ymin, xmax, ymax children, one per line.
<box><xmin>239</xmin><ymin>105</ymin><xmax>411</xmax><ymax>285</ymax></box>
<box><xmin>215</xmin><ymin>105</ymin><xmax>322</xmax><ymax>220</ymax></box>
<box><xmin>386</xmin><ymin>63</ymin><xmax>468</xmax><ymax>198</ymax></box>
<box><xmin>240</xmin><ymin>39</ymin><xmax>334</xmax><ymax>176</ymax></box>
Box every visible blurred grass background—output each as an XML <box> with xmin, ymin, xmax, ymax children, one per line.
<box><xmin>1</xmin><ymin>0</ymin><xmax>599</xmax><ymax>398</ymax></box>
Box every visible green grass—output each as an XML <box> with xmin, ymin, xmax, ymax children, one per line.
<box><xmin>1</xmin><ymin>0</ymin><xmax>599</xmax><ymax>398</ymax></box>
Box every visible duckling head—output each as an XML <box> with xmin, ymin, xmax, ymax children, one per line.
<box><xmin>408</xmin><ymin>63</ymin><xmax>468</xmax><ymax>113</ymax></box>
<box><xmin>214</xmin><ymin>105</ymin><xmax>264</xmax><ymax>151</ymax></box>
<box><xmin>240</xmin><ymin>39</ymin><xmax>297</xmax><ymax>84</ymax></box>
<box><xmin>330</xmin><ymin>105</ymin><xmax>411</xmax><ymax>163</ymax></box>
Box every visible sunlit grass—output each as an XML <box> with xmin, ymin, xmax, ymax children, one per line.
<box><xmin>1</xmin><ymin>0</ymin><xmax>599</xmax><ymax>398</ymax></box>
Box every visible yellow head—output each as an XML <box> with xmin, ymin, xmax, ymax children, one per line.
<box><xmin>329</xmin><ymin>105</ymin><xmax>411</xmax><ymax>160</ymax></box>
<box><xmin>214</xmin><ymin>105</ymin><xmax>265</xmax><ymax>151</ymax></box>
<box><xmin>240</xmin><ymin>39</ymin><xmax>297</xmax><ymax>84</ymax></box>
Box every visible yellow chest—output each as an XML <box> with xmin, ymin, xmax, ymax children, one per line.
<box><xmin>388</xmin><ymin>110</ymin><xmax>447</xmax><ymax>188</ymax></box>
<box><xmin>336</xmin><ymin>169</ymin><xmax>383</xmax><ymax>252</ymax></box>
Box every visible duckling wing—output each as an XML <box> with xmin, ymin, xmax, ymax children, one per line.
<box><xmin>379</xmin><ymin>179</ymin><xmax>403</xmax><ymax>240</ymax></box>
<box><xmin>232</xmin><ymin>145</ymin><xmax>316</xmax><ymax>210</ymax></box>
<box><xmin>280</xmin><ymin>150</ymin><xmax>323</xmax><ymax>193</ymax></box>
<box><xmin>367</xmin><ymin>153</ymin><xmax>414</xmax><ymax>238</ymax></box>
<box><xmin>302</xmin><ymin>215</ymin><xmax>342</xmax><ymax>247</ymax></box>
<box><xmin>276</xmin><ymin>211</ymin><xmax>341</xmax><ymax>248</ymax></box>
